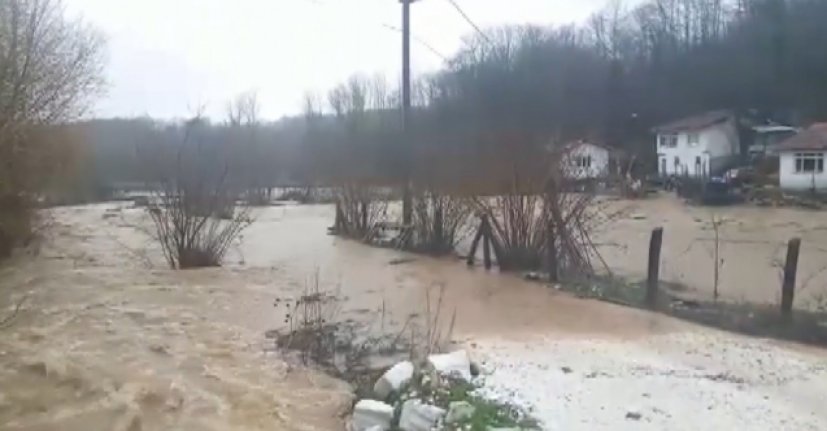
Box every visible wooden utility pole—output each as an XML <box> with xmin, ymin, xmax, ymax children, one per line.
<box><xmin>400</xmin><ymin>0</ymin><xmax>415</xmax><ymax>226</ymax></box>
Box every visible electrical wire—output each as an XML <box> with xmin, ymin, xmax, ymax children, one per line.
<box><xmin>298</xmin><ymin>0</ymin><xmax>449</xmax><ymax>62</ymax></box>
<box><xmin>443</xmin><ymin>0</ymin><xmax>492</xmax><ymax>45</ymax></box>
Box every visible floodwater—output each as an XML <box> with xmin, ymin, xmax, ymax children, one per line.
<box><xmin>0</xmin><ymin>201</ymin><xmax>825</xmax><ymax>430</ymax></box>
<box><xmin>594</xmin><ymin>194</ymin><xmax>827</xmax><ymax>308</ymax></box>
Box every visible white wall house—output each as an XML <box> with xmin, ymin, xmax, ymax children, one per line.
<box><xmin>778</xmin><ymin>124</ymin><xmax>827</xmax><ymax>192</ymax></box>
<box><xmin>564</xmin><ymin>141</ymin><xmax>610</xmax><ymax>180</ymax></box>
<box><xmin>654</xmin><ymin>110</ymin><xmax>740</xmax><ymax>178</ymax></box>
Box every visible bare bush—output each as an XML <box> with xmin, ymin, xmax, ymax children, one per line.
<box><xmin>331</xmin><ymin>184</ymin><xmax>388</xmax><ymax>241</ymax></box>
<box><xmin>143</xmin><ymin>117</ymin><xmax>252</xmax><ymax>269</ymax></box>
<box><xmin>270</xmin><ymin>278</ymin><xmax>458</xmax><ymax>399</ymax></box>
<box><xmin>472</xmin><ymin>144</ymin><xmax>616</xmax><ymax>277</ymax></box>
<box><xmin>410</xmin><ymin>190</ymin><xmax>472</xmax><ymax>255</ymax></box>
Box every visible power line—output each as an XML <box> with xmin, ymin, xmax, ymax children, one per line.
<box><xmin>443</xmin><ymin>0</ymin><xmax>492</xmax><ymax>45</ymax></box>
<box><xmin>298</xmin><ymin>0</ymin><xmax>448</xmax><ymax>62</ymax></box>
<box><xmin>381</xmin><ymin>23</ymin><xmax>449</xmax><ymax>61</ymax></box>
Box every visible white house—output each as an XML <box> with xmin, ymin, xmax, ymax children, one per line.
<box><xmin>777</xmin><ymin>123</ymin><xmax>827</xmax><ymax>192</ymax></box>
<box><xmin>654</xmin><ymin>110</ymin><xmax>740</xmax><ymax>178</ymax></box>
<box><xmin>564</xmin><ymin>141</ymin><xmax>611</xmax><ymax>180</ymax></box>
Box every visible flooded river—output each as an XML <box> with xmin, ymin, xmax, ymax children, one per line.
<box><xmin>0</xmin><ymin>202</ymin><xmax>825</xmax><ymax>430</ymax></box>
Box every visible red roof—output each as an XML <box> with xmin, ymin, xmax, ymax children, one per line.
<box><xmin>777</xmin><ymin>123</ymin><xmax>827</xmax><ymax>152</ymax></box>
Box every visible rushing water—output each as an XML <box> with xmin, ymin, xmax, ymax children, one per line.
<box><xmin>1</xmin><ymin>201</ymin><xmax>824</xmax><ymax>430</ymax></box>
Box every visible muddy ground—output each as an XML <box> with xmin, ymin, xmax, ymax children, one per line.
<box><xmin>0</xmin><ymin>202</ymin><xmax>825</xmax><ymax>430</ymax></box>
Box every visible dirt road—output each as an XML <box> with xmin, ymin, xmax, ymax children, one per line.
<box><xmin>0</xmin><ymin>202</ymin><xmax>824</xmax><ymax>430</ymax></box>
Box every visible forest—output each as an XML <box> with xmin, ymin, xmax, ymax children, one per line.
<box><xmin>54</xmin><ymin>0</ymin><xmax>827</xmax><ymax>198</ymax></box>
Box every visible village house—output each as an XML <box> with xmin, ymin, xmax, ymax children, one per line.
<box><xmin>777</xmin><ymin>123</ymin><xmax>827</xmax><ymax>192</ymax></box>
<box><xmin>653</xmin><ymin>110</ymin><xmax>741</xmax><ymax>178</ymax></box>
<box><xmin>564</xmin><ymin>140</ymin><xmax>611</xmax><ymax>180</ymax></box>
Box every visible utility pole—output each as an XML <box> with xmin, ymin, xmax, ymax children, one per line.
<box><xmin>400</xmin><ymin>0</ymin><xmax>415</xmax><ymax>226</ymax></box>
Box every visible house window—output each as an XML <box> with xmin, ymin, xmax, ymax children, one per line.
<box><xmin>794</xmin><ymin>153</ymin><xmax>825</xmax><ymax>174</ymax></box>
<box><xmin>575</xmin><ymin>155</ymin><xmax>592</xmax><ymax>168</ymax></box>
<box><xmin>674</xmin><ymin>156</ymin><xmax>680</xmax><ymax>168</ymax></box>
<box><xmin>659</xmin><ymin>134</ymin><xmax>678</xmax><ymax>148</ymax></box>
<box><xmin>688</xmin><ymin>133</ymin><xmax>700</xmax><ymax>147</ymax></box>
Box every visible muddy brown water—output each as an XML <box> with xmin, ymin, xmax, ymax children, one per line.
<box><xmin>593</xmin><ymin>194</ymin><xmax>827</xmax><ymax>308</ymax></box>
<box><xmin>0</xmin><ymin>201</ymin><xmax>822</xmax><ymax>430</ymax></box>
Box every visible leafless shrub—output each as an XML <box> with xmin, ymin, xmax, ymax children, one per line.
<box><xmin>331</xmin><ymin>184</ymin><xmax>388</xmax><ymax>242</ymax></box>
<box><xmin>143</xmin><ymin>117</ymin><xmax>253</xmax><ymax>269</ymax></box>
<box><xmin>270</xmin><ymin>278</ymin><xmax>457</xmax><ymax>388</ymax></box>
<box><xmin>472</xmin><ymin>144</ymin><xmax>616</xmax><ymax>276</ymax></box>
<box><xmin>410</xmin><ymin>190</ymin><xmax>472</xmax><ymax>255</ymax></box>
<box><xmin>408</xmin><ymin>284</ymin><xmax>457</xmax><ymax>360</ymax></box>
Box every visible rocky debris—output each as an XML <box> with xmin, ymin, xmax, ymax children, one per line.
<box><xmin>399</xmin><ymin>399</ymin><xmax>446</xmax><ymax>431</ymax></box>
<box><xmin>625</xmin><ymin>410</ymin><xmax>642</xmax><ymax>421</ymax></box>
<box><xmin>374</xmin><ymin>360</ymin><xmax>414</xmax><ymax>400</ymax></box>
<box><xmin>523</xmin><ymin>272</ymin><xmax>541</xmax><ymax>281</ymax></box>
<box><xmin>446</xmin><ymin>401</ymin><xmax>476</xmax><ymax>423</ymax></box>
<box><xmin>470</xmin><ymin>362</ymin><xmax>481</xmax><ymax>377</ymax></box>
<box><xmin>351</xmin><ymin>400</ymin><xmax>394</xmax><ymax>431</ymax></box>
<box><xmin>347</xmin><ymin>349</ymin><xmax>534</xmax><ymax>430</ymax></box>
<box><xmin>427</xmin><ymin>350</ymin><xmax>472</xmax><ymax>381</ymax></box>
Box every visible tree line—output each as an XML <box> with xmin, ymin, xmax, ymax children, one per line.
<box><xmin>55</xmin><ymin>0</ymin><xmax>827</xmax><ymax>197</ymax></box>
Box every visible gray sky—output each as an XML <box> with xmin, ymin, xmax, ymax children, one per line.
<box><xmin>65</xmin><ymin>0</ymin><xmax>611</xmax><ymax>120</ymax></box>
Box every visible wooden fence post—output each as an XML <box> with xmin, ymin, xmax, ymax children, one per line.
<box><xmin>781</xmin><ymin>237</ymin><xmax>801</xmax><ymax>320</ymax></box>
<box><xmin>646</xmin><ymin>227</ymin><xmax>664</xmax><ymax>309</ymax></box>
<box><xmin>547</xmin><ymin>219</ymin><xmax>558</xmax><ymax>283</ymax></box>
<box><xmin>334</xmin><ymin>202</ymin><xmax>344</xmax><ymax>232</ymax></box>
<box><xmin>482</xmin><ymin>217</ymin><xmax>492</xmax><ymax>270</ymax></box>
<box><xmin>467</xmin><ymin>215</ymin><xmax>486</xmax><ymax>266</ymax></box>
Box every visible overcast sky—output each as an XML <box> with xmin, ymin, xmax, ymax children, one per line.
<box><xmin>65</xmin><ymin>0</ymin><xmax>612</xmax><ymax>121</ymax></box>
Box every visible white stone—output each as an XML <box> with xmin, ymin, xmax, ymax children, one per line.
<box><xmin>374</xmin><ymin>360</ymin><xmax>414</xmax><ymax>400</ymax></box>
<box><xmin>446</xmin><ymin>401</ymin><xmax>476</xmax><ymax>423</ymax></box>
<box><xmin>427</xmin><ymin>350</ymin><xmax>472</xmax><ymax>381</ymax></box>
<box><xmin>399</xmin><ymin>399</ymin><xmax>446</xmax><ymax>431</ymax></box>
<box><xmin>351</xmin><ymin>400</ymin><xmax>394</xmax><ymax>431</ymax></box>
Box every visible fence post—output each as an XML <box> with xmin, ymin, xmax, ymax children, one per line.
<box><xmin>334</xmin><ymin>202</ymin><xmax>344</xmax><ymax>232</ymax></box>
<box><xmin>646</xmin><ymin>227</ymin><xmax>664</xmax><ymax>308</ymax></box>
<box><xmin>547</xmin><ymin>219</ymin><xmax>558</xmax><ymax>282</ymax></box>
<box><xmin>482</xmin><ymin>218</ymin><xmax>492</xmax><ymax>270</ymax></box>
<box><xmin>781</xmin><ymin>237</ymin><xmax>801</xmax><ymax>320</ymax></box>
<box><xmin>466</xmin><ymin>215</ymin><xmax>486</xmax><ymax>266</ymax></box>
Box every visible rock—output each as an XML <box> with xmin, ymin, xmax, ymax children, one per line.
<box><xmin>351</xmin><ymin>400</ymin><xmax>394</xmax><ymax>431</ymax></box>
<box><xmin>399</xmin><ymin>399</ymin><xmax>446</xmax><ymax>431</ymax></box>
<box><xmin>427</xmin><ymin>350</ymin><xmax>472</xmax><ymax>381</ymax></box>
<box><xmin>523</xmin><ymin>271</ymin><xmax>541</xmax><ymax>281</ymax></box>
<box><xmin>469</xmin><ymin>362</ymin><xmax>481</xmax><ymax>377</ymax></box>
<box><xmin>446</xmin><ymin>401</ymin><xmax>476</xmax><ymax>423</ymax></box>
<box><xmin>626</xmin><ymin>410</ymin><xmax>642</xmax><ymax>421</ymax></box>
<box><xmin>561</xmin><ymin>366</ymin><xmax>573</xmax><ymax>374</ymax></box>
<box><xmin>374</xmin><ymin>361</ymin><xmax>414</xmax><ymax>400</ymax></box>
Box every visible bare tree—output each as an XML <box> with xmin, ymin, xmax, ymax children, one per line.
<box><xmin>225</xmin><ymin>91</ymin><xmax>273</xmax><ymax>205</ymax></box>
<box><xmin>0</xmin><ymin>0</ymin><xmax>105</xmax><ymax>255</ymax></box>
<box><xmin>143</xmin><ymin>115</ymin><xmax>253</xmax><ymax>269</ymax></box>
